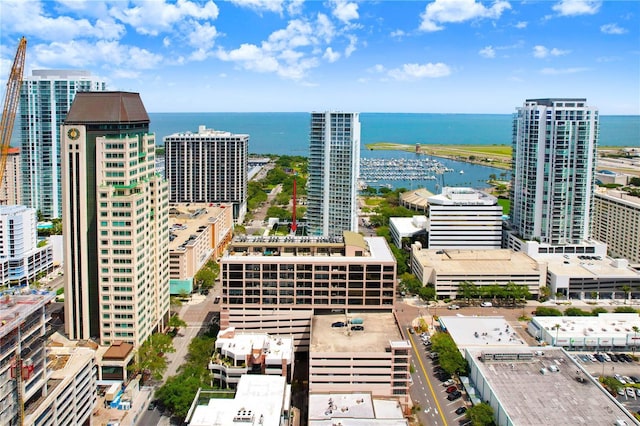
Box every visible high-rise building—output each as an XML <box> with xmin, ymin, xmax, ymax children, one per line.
<box><xmin>61</xmin><ymin>92</ymin><xmax>169</xmax><ymax>347</ymax></box>
<box><xmin>165</xmin><ymin>125</ymin><xmax>248</xmax><ymax>223</ymax></box>
<box><xmin>307</xmin><ymin>112</ymin><xmax>360</xmax><ymax>236</ymax></box>
<box><xmin>19</xmin><ymin>70</ymin><xmax>106</xmax><ymax>219</ymax></box>
<box><xmin>510</xmin><ymin>98</ymin><xmax>598</xmax><ymax>245</ymax></box>
<box><xmin>0</xmin><ymin>147</ymin><xmax>21</xmax><ymax>205</ymax></box>
<box><xmin>592</xmin><ymin>189</ymin><xmax>640</xmax><ymax>265</ymax></box>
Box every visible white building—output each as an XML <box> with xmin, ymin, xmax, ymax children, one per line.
<box><xmin>510</xmin><ymin>98</ymin><xmax>598</xmax><ymax>245</ymax></box>
<box><xmin>592</xmin><ymin>189</ymin><xmax>640</xmax><ymax>266</ymax></box>
<box><xmin>19</xmin><ymin>70</ymin><xmax>106</xmax><ymax>219</ymax></box>
<box><xmin>307</xmin><ymin>112</ymin><xmax>360</xmax><ymax>236</ymax></box>
<box><xmin>209</xmin><ymin>328</ymin><xmax>294</xmax><ymax>388</ymax></box>
<box><xmin>428</xmin><ymin>187</ymin><xmax>502</xmax><ymax>249</ymax></box>
<box><xmin>62</xmin><ymin>92</ymin><xmax>170</xmax><ymax>347</ymax></box>
<box><xmin>165</xmin><ymin>125</ymin><xmax>248</xmax><ymax>223</ymax></box>
<box><xmin>308</xmin><ymin>393</ymin><xmax>408</xmax><ymax>425</ymax></box>
<box><xmin>187</xmin><ymin>375</ymin><xmax>292</xmax><ymax>426</ymax></box>
<box><xmin>388</xmin><ymin>215</ymin><xmax>427</xmax><ymax>249</ymax></box>
<box><xmin>0</xmin><ymin>205</ymin><xmax>53</xmax><ymax>286</ymax></box>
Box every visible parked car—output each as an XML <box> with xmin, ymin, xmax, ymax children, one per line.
<box><xmin>442</xmin><ymin>379</ymin><xmax>455</xmax><ymax>387</ymax></box>
<box><xmin>448</xmin><ymin>304</ymin><xmax>460</xmax><ymax>310</ymax></box>
<box><xmin>617</xmin><ymin>388</ymin><xmax>625</xmax><ymax>396</ymax></box>
<box><xmin>455</xmin><ymin>406</ymin><xmax>467</xmax><ymax>415</ymax></box>
<box><xmin>408</xmin><ymin>328</ymin><xmax>415</xmax><ymax>334</ymax></box>
<box><xmin>446</xmin><ymin>385</ymin><xmax>458</xmax><ymax>393</ymax></box>
<box><xmin>213</xmin><ymin>295</ymin><xmax>220</xmax><ymax>304</ymax></box>
<box><xmin>351</xmin><ymin>325</ymin><xmax>364</xmax><ymax>331</ymax></box>
<box><xmin>636</xmin><ymin>388</ymin><xmax>640</xmax><ymax>397</ymax></box>
<box><xmin>447</xmin><ymin>391</ymin><xmax>462</xmax><ymax>401</ymax></box>
<box><xmin>148</xmin><ymin>400</ymin><xmax>156</xmax><ymax>411</ymax></box>
<box><xmin>331</xmin><ymin>322</ymin><xmax>346</xmax><ymax>328</ymax></box>
<box><xmin>480</xmin><ymin>301</ymin><xmax>492</xmax><ymax>307</ymax></box>
<box><xmin>626</xmin><ymin>388</ymin><xmax>636</xmax><ymax>397</ymax></box>
<box><xmin>629</xmin><ymin>376</ymin><xmax>640</xmax><ymax>384</ymax></box>
<box><xmin>608</xmin><ymin>353</ymin><xmax>618</xmax><ymax>362</ymax></box>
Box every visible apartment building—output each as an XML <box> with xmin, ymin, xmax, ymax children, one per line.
<box><xmin>0</xmin><ymin>205</ymin><xmax>53</xmax><ymax>287</ymax></box>
<box><xmin>511</xmin><ymin>98</ymin><xmax>598</xmax><ymax>245</ymax></box>
<box><xmin>0</xmin><ymin>292</ymin><xmax>56</xmax><ymax>425</ymax></box>
<box><xmin>165</xmin><ymin>126</ymin><xmax>248</xmax><ymax>223</ymax></box>
<box><xmin>61</xmin><ymin>91</ymin><xmax>170</xmax><ymax>347</ymax></box>
<box><xmin>307</xmin><ymin>112</ymin><xmax>360</xmax><ymax>236</ymax></box>
<box><xmin>410</xmin><ymin>244</ymin><xmax>545</xmax><ymax>299</ymax></box>
<box><xmin>19</xmin><ymin>70</ymin><xmax>106</xmax><ymax>219</ymax></box>
<box><xmin>592</xmin><ymin>189</ymin><xmax>640</xmax><ymax>265</ymax></box>
<box><xmin>220</xmin><ymin>232</ymin><xmax>396</xmax><ymax>350</ymax></box>
<box><xmin>0</xmin><ymin>148</ymin><xmax>21</xmax><ymax>206</ymax></box>
<box><xmin>309</xmin><ymin>313</ymin><xmax>411</xmax><ymax>412</ymax></box>
<box><xmin>209</xmin><ymin>327</ymin><xmax>293</xmax><ymax>388</ymax></box>
<box><xmin>168</xmin><ymin>203</ymin><xmax>233</xmax><ymax>294</ymax></box>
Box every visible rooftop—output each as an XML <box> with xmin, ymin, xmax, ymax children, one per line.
<box><xmin>65</xmin><ymin>91</ymin><xmax>149</xmax><ymax>124</ymax></box>
<box><xmin>532</xmin><ymin>313</ymin><xmax>640</xmax><ymax>341</ymax></box>
<box><xmin>399</xmin><ymin>188</ymin><xmax>434</xmax><ymax>210</ymax></box>
<box><xmin>169</xmin><ymin>203</ymin><xmax>231</xmax><ymax>251</ymax></box>
<box><xmin>165</xmin><ymin>125</ymin><xmax>249</xmax><ymax>139</ymax></box>
<box><xmin>540</xmin><ymin>254</ymin><xmax>640</xmax><ymax>279</ymax></box>
<box><xmin>389</xmin><ymin>216</ymin><xmax>427</xmax><ymax>235</ymax></box>
<box><xmin>310</xmin><ymin>313</ymin><xmax>405</xmax><ymax>353</ymax></box>
<box><xmin>412</xmin><ymin>248</ymin><xmax>541</xmax><ymax>275</ymax></box>
<box><xmin>308</xmin><ymin>393</ymin><xmax>408</xmax><ymax>425</ymax></box>
<box><xmin>0</xmin><ymin>291</ymin><xmax>56</xmax><ymax>339</ymax></box>
<box><xmin>428</xmin><ymin>187</ymin><xmax>497</xmax><ymax>206</ymax></box>
<box><xmin>215</xmin><ymin>328</ymin><xmax>293</xmax><ymax>364</ymax></box>
<box><xmin>439</xmin><ymin>316</ymin><xmax>528</xmax><ymax>349</ymax></box>
<box><xmin>466</xmin><ymin>346</ymin><xmax>637</xmax><ymax>425</ymax></box>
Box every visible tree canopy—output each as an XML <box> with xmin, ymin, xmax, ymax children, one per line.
<box><xmin>466</xmin><ymin>402</ymin><xmax>495</xmax><ymax>426</ymax></box>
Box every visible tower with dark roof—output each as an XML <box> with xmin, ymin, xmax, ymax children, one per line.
<box><xmin>61</xmin><ymin>92</ymin><xmax>170</xmax><ymax>346</ymax></box>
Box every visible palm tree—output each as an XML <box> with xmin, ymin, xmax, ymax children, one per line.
<box><xmin>621</xmin><ymin>285</ymin><xmax>631</xmax><ymax>305</ymax></box>
<box><xmin>632</xmin><ymin>326</ymin><xmax>639</xmax><ymax>355</ymax></box>
<box><xmin>553</xmin><ymin>324</ymin><xmax>561</xmax><ymax>346</ymax></box>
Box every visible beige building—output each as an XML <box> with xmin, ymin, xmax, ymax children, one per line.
<box><xmin>0</xmin><ymin>147</ymin><xmax>21</xmax><ymax>205</ymax></box>
<box><xmin>220</xmin><ymin>232</ymin><xmax>396</xmax><ymax>350</ymax></box>
<box><xmin>62</xmin><ymin>92</ymin><xmax>170</xmax><ymax>347</ymax></box>
<box><xmin>309</xmin><ymin>313</ymin><xmax>411</xmax><ymax>412</ymax></box>
<box><xmin>592</xmin><ymin>189</ymin><xmax>640</xmax><ymax>265</ymax></box>
<box><xmin>410</xmin><ymin>244</ymin><xmax>545</xmax><ymax>299</ymax></box>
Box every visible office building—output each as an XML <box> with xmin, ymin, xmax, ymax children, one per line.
<box><xmin>220</xmin><ymin>232</ymin><xmax>396</xmax><ymax>350</ymax></box>
<box><xmin>165</xmin><ymin>125</ymin><xmax>248</xmax><ymax>223</ymax></box>
<box><xmin>61</xmin><ymin>92</ymin><xmax>170</xmax><ymax>347</ymax></box>
<box><xmin>307</xmin><ymin>112</ymin><xmax>360</xmax><ymax>236</ymax></box>
<box><xmin>0</xmin><ymin>292</ymin><xmax>56</xmax><ymax>425</ymax></box>
<box><xmin>510</xmin><ymin>98</ymin><xmax>598</xmax><ymax>245</ymax></box>
<box><xmin>592</xmin><ymin>189</ymin><xmax>640</xmax><ymax>265</ymax></box>
<box><xmin>410</xmin><ymin>244</ymin><xmax>545</xmax><ymax>299</ymax></box>
<box><xmin>0</xmin><ymin>148</ymin><xmax>21</xmax><ymax>205</ymax></box>
<box><xmin>0</xmin><ymin>205</ymin><xmax>53</xmax><ymax>286</ymax></box>
<box><xmin>19</xmin><ymin>70</ymin><xmax>106</xmax><ymax>219</ymax></box>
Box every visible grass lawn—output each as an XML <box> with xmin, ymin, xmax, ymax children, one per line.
<box><xmin>497</xmin><ymin>198</ymin><xmax>511</xmax><ymax>215</ymax></box>
<box><xmin>364</xmin><ymin>197</ymin><xmax>383</xmax><ymax>206</ymax></box>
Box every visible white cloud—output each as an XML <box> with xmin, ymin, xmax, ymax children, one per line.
<box><xmin>108</xmin><ymin>0</ymin><xmax>219</xmax><ymax>36</ymax></box>
<box><xmin>163</xmin><ymin>37</ymin><xmax>171</xmax><ymax>47</ymax></box>
<box><xmin>217</xmin><ymin>43</ymin><xmax>280</xmax><ymax>73</ymax></box>
<box><xmin>391</xmin><ymin>30</ymin><xmax>406</xmax><ymax>39</ymax></box>
<box><xmin>323</xmin><ymin>47</ymin><xmax>340</xmax><ymax>63</ymax></box>
<box><xmin>264</xmin><ymin>19</ymin><xmax>314</xmax><ymax>52</ymax></box>
<box><xmin>227</xmin><ymin>0</ymin><xmax>285</xmax><ymax>14</ymax></box>
<box><xmin>331</xmin><ymin>0</ymin><xmax>359</xmax><ymax>23</ymax></box>
<box><xmin>540</xmin><ymin>67</ymin><xmax>589</xmax><ymax>75</ymax></box>
<box><xmin>552</xmin><ymin>0</ymin><xmax>601</xmax><ymax>16</ymax></box>
<box><xmin>188</xmin><ymin>21</ymin><xmax>218</xmax><ymax>49</ymax></box>
<box><xmin>479</xmin><ymin>46</ymin><xmax>496</xmax><ymax>58</ymax></box>
<box><xmin>368</xmin><ymin>64</ymin><xmax>386</xmax><ymax>73</ymax></box>
<box><xmin>533</xmin><ymin>45</ymin><xmax>570</xmax><ymax>58</ymax></box>
<box><xmin>600</xmin><ymin>23</ymin><xmax>627</xmax><ymax>35</ymax></box>
<box><xmin>388</xmin><ymin>62</ymin><xmax>451</xmax><ymax>80</ymax></box>
<box><xmin>316</xmin><ymin>13</ymin><xmax>336</xmax><ymax>43</ymax></box>
<box><xmin>419</xmin><ymin>0</ymin><xmax>511</xmax><ymax>32</ymax></box>
<box><xmin>515</xmin><ymin>21</ymin><xmax>527</xmax><ymax>29</ymax></box>
<box><xmin>344</xmin><ymin>34</ymin><xmax>357</xmax><ymax>57</ymax></box>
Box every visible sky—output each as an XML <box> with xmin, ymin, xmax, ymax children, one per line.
<box><xmin>1</xmin><ymin>0</ymin><xmax>639</xmax><ymax>114</ymax></box>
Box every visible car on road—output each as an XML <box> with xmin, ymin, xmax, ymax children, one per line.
<box><xmin>447</xmin><ymin>391</ymin><xmax>462</xmax><ymax>401</ymax></box>
<box><xmin>408</xmin><ymin>328</ymin><xmax>415</xmax><ymax>334</ymax></box>
<box><xmin>148</xmin><ymin>401</ymin><xmax>156</xmax><ymax>411</ymax></box>
<box><xmin>446</xmin><ymin>385</ymin><xmax>458</xmax><ymax>393</ymax></box>
<box><xmin>448</xmin><ymin>304</ymin><xmax>460</xmax><ymax>310</ymax></box>
<box><xmin>455</xmin><ymin>406</ymin><xmax>467</xmax><ymax>415</ymax></box>
<box><xmin>480</xmin><ymin>301</ymin><xmax>492</xmax><ymax>307</ymax></box>
<box><xmin>213</xmin><ymin>295</ymin><xmax>220</xmax><ymax>304</ymax></box>
<box><xmin>351</xmin><ymin>325</ymin><xmax>364</xmax><ymax>331</ymax></box>
<box><xmin>332</xmin><ymin>322</ymin><xmax>346</xmax><ymax>328</ymax></box>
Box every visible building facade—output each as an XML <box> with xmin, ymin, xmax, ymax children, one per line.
<box><xmin>61</xmin><ymin>92</ymin><xmax>170</xmax><ymax>347</ymax></box>
<box><xmin>220</xmin><ymin>232</ymin><xmax>396</xmax><ymax>350</ymax></box>
<box><xmin>19</xmin><ymin>70</ymin><xmax>106</xmax><ymax>219</ymax></box>
<box><xmin>592</xmin><ymin>189</ymin><xmax>640</xmax><ymax>265</ymax></box>
<box><xmin>0</xmin><ymin>205</ymin><xmax>53</xmax><ymax>287</ymax></box>
<box><xmin>165</xmin><ymin>126</ymin><xmax>248</xmax><ymax>223</ymax></box>
<box><xmin>307</xmin><ymin>112</ymin><xmax>360</xmax><ymax>236</ymax></box>
<box><xmin>510</xmin><ymin>98</ymin><xmax>598</xmax><ymax>245</ymax></box>
<box><xmin>0</xmin><ymin>148</ymin><xmax>21</xmax><ymax>206</ymax></box>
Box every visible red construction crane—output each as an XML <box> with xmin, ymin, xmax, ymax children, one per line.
<box><xmin>0</xmin><ymin>37</ymin><xmax>27</xmax><ymax>185</ymax></box>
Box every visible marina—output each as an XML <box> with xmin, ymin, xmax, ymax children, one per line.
<box><xmin>359</xmin><ymin>157</ymin><xmax>453</xmax><ymax>183</ymax></box>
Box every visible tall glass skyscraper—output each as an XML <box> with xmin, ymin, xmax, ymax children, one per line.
<box><xmin>307</xmin><ymin>112</ymin><xmax>360</xmax><ymax>236</ymax></box>
<box><xmin>510</xmin><ymin>98</ymin><xmax>599</xmax><ymax>245</ymax></box>
<box><xmin>19</xmin><ymin>70</ymin><xmax>106</xmax><ymax>219</ymax></box>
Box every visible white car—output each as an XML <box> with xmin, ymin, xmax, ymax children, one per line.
<box><xmin>626</xmin><ymin>388</ymin><xmax>636</xmax><ymax>398</ymax></box>
<box><xmin>480</xmin><ymin>301</ymin><xmax>492</xmax><ymax>307</ymax></box>
<box><xmin>448</xmin><ymin>304</ymin><xmax>460</xmax><ymax>310</ymax></box>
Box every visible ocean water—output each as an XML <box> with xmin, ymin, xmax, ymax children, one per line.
<box><xmin>149</xmin><ymin>113</ymin><xmax>639</xmax><ymax>192</ymax></box>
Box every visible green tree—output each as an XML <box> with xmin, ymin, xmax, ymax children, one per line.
<box><xmin>129</xmin><ymin>333</ymin><xmax>176</xmax><ymax>381</ymax></box>
<box><xmin>466</xmin><ymin>402</ymin><xmax>495</xmax><ymax>426</ymax></box>
<box><xmin>534</xmin><ymin>307</ymin><xmax>563</xmax><ymax>316</ymax></box>
<box><xmin>620</xmin><ymin>285</ymin><xmax>632</xmax><ymax>304</ymax></box>
<box><xmin>539</xmin><ymin>285</ymin><xmax>551</xmax><ymax>301</ymax></box>
<box><xmin>614</xmin><ymin>306</ymin><xmax>638</xmax><ymax>313</ymax></box>
<box><xmin>168</xmin><ymin>315</ymin><xmax>188</xmax><ymax>334</ymax></box>
<box><xmin>628</xmin><ymin>176</ymin><xmax>640</xmax><ymax>186</ymax></box>
<box><xmin>458</xmin><ymin>281</ymin><xmax>479</xmax><ymax>303</ymax></box>
<box><xmin>564</xmin><ymin>307</ymin><xmax>591</xmax><ymax>317</ymax></box>
<box><xmin>430</xmin><ymin>332</ymin><xmax>467</xmax><ymax>376</ymax></box>
<box><xmin>195</xmin><ymin>267</ymin><xmax>216</xmax><ymax>289</ymax></box>
<box><xmin>418</xmin><ymin>285</ymin><xmax>435</xmax><ymax>302</ymax></box>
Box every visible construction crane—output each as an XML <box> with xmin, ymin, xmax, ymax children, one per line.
<box><xmin>0</xmin><ymin>37</ymin><xmax>27</xmax><ymax>185</ymax></box>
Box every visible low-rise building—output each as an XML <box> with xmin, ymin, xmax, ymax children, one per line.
<box><xmin>465</xmin><ymin>347</ymin><xmax>637</xmax><ymax>426</ymax></box>
<box><xmin>388</xmin><ymin>216</ymin><xmax>427</xmax><ymax>249</ymax></box>
<box><xmin>169</xmin><ymin>203</ymin><xmax>233</xmax><ymax>294</ymax></box>
<box><xmin>438</xmin><ymin>316</ymin><xmax>528</xmax><ymax>350</ymax></box>
<box><xmin>220</xmin><ymin>232</ymin><xmax>396</xmax><ymax>350</ymax></box>
<box><xmin>308</xmin><ymin>393</ymin><xmax>408</xmax><ymax>425</ymax></box>
<box><xmin>309</xmin><ymin>313</ymin><xmax>411</xmax><ymax>412</ymax></box>
<box><xmin>528</xmin><ymin>313</ymin><xmax>640</xmax><ymax>351</ymax></box>
<box><xmin>209</xmin><ymin>328</ymin><xmax>293</xmax><ymax>388</ymax></box>
<box><xmin>410</xmin><ymin>244</ymin><xmax>545</xmax><ymax>299</ymax></box>
<box><xmin>187</xmin><ymin>375</ymin><xmax>291</xmax><ymax>426</ymax></box>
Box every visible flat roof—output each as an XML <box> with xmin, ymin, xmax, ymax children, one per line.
<box><xmin>467</xmin><ymin>347</ymin><xmax>637</xmax><ymax>425</ymax></box>
<box><xmin>308</xmin><ymin>393</ymin><xmax>408</xmax><ymax>425</ymax></box>
<box><xmin>413</xmin><ymin>248</ymin><xmax>541</xmax><ymax>275</ymax></box>
<box><xmin>215</xmin><ymin>329</ymin><xmax>293</xmax><ymax>363</ymax></box>
<box><xmin>0</xmin><ymin>291</ymin><xmax>56</xmax><ymax>339</ymax></box>
<box><xmin>540</xmin><ymin>254</ymin><xmax>640</xmax><ymax>279</ymax></box>
<box><xmin>389</xmin><ymin>216</ymin><xmax>427</xmax><ymax>235</ymax></box>
<box><xmin>310</xmin><ymin>313</ymin><xmax>404</xmax><ymax>353</ymax></box>
<box><xmin>168</xmin><ymin>203</ymin><xmax>230</xmax><ymax>251</ymax></box>
<box><xmin>532</xmin><ymin>313</ymin><xmax>640</xmax><ymax>341</ymax></box>
<box><xmin>428</xmin><ymin>187</ymin><xmax>497</xmax><ymax>206</ymax></box>
<box><xmin>189</xmin><ymin>375</ymin><xmax>287</xmax><ymax>426</ymax></box>
<box><xmin>439</xmin><ymin>316</ymin><xmax>527</xmax><ymax>349</ymax></box>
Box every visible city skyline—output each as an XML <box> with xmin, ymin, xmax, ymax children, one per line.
<box><xmin>1</xmin><ymin>0</ymin><xmax>639</xmax><ymax>115</ymax></box>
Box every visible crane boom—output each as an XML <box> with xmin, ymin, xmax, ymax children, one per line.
<box><xmin>0</xmin><ymin>37</ymin><xmax>27</xmax><ymax>186</ymax></box>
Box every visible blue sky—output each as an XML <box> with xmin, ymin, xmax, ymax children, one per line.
<box><xmin>1</xmin><ymin>0</ymin><xmax>638</xmax><ymax>114</ymax></box>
